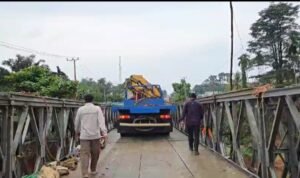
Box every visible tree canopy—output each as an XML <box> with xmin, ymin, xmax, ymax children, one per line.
<box><xmin>2</xmin><ymin>54</ymin><xmax>49</xmax><ymax>72</ymax></box>
<box><xmin>4</xmin><ymin>65</ymin><xmax>78</xmax><ymax>98</ymax></box>
<box><xmin>0</xmin><ymin>54</ymin><xmax>124</xmax><ymax>101</ymax></box>
<box><xmin>171</xmin><ymin>78</ymin><xmax>191</xmax><ymax>102</ymax></box>
<box><xmin>77</xmin><ymin>78</ymin><xmax>124</xmax><ymax>102</ymax></box>
<box><xmin>247</xmin><ymin>2</ymin><xmax>300</xmax><ymax>86</ymax></box>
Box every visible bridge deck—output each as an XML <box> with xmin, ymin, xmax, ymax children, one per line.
<box><xmin>66</xmin><ymin>129</ymin><xmax>249</xmax><ymax>178</ymax></box>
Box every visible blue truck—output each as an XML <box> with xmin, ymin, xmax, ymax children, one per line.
<box><xmin>112</xmin><ymin>75</ymin><xmax>176</xmax><ymax>136</ymax></box>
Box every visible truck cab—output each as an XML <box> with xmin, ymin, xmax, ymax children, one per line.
<box><xmin>112</xmin><ymin>75</ymin><xmax>176</xmax><ymax>136</ymax></box>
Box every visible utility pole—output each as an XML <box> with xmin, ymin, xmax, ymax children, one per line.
<box><xmin>67</xmin><ymin>57</ymin><xmax>79</xmax><ymax>81</ymax></box>
<box><xmin>229</xmin><ymin>1</ymin><xmax>235</xmax><ymax>162</ymax></box>
<box><xmin>183</xmin><ymin>77</ymin><xmax>187</xmax><ymax>100</ymax></box>
<box><xmin>103</xmin><ymin>87</ymin><xmax>106</xmax><ymax>103</ymax></box>
<box><xmin>230</xmin><ymin>1</ymin><xmax>234</xmax><ymax>91</ymax></box>
<box><xmin>119</xmin><ymin>56</ymin><xmax>122</xmax><ymax>83</ymax></box>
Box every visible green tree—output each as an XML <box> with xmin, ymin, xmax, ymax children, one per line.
<box><xmin>218</xmin><ymin>72</ymin><xmax>229</xmax><ymax>83</ymax></box>
<box><xmin>0</xmin><ymin>67</ymin><xmax>10</xmax><ymax>90</ymax></box>
<box><xmin>287</xmin><ymin>31</ymin><xmax>300</xmax><ymax>84</ymax></box>
<box><xmin>2</xmin><ymin>54</ymin><xmax>49</xmax><ymax>72</ymax></box>
<box><xmin>4</xmin><ymin>66</ymin><xmax>77</xmax><ymax>98</ymax></box>
<box><xmin>98</xmin><ymin>78</ymin><xmax>113</xmax><ymax>102</ymax></box>
<box><xmin>171</xmin><ymin>78</ymin><xmax>191</xmax><ymax>102</ymax></box>
<box><xmin>0</xmin><ymin>67</ymin><xmax>9</xmax><ymax>80</ymax></box>
<box><xmin>247</xmin><ymin>2</ymin><xmax>300</xmax><ymax>85</ymax></box>
<box><xmin>238</xmin><ymin>54</ymin><xmax>251</xmax><ymax>88</ymax></box>
<box><xmin>77</xmin><ymin>78</ymin><xmax>124</xmax><ymax>102</ymax></box>
<box><xmin>77</xmin><ymin>78</ymin><xmax>101</xmax><ymax>101</ymax></box>
<box><xmin>162</xmin><ymin>90</ymin><xmax>168</xmax><ymax>98</ymax></box>
<box><xmin>234</xmin><ymin>72</ymin><xmax>242</xmax><ymax>90</ymax></box>
<box><xmin>193</xmin><ymin>72</ymin><xmax>229</xmax><ymax>96</ymax></box>
<box><xmin>108</xmin><ymin>84</ymin><xmax>124</xmax><ymax>102</ymax></box>
<box><xmin>193</xmin><ymin>84</ymin><xmax>205</xmax><ymax>95</ymax></box>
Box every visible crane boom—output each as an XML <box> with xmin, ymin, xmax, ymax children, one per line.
<box><xmin>125</xmin><ymin>75</ymin><xmax>161</xmax><ymax>98</ymax></box>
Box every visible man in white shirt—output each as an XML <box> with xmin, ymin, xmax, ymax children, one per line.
<box><xmin>75</xmin><ymin>94</ymin><xmax>108</xmax><ymax>178</ymax></box>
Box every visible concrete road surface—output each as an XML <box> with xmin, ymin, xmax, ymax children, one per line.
<box><xmin>65</xmin><ymin>129</ymin><xmax>250</xmax><ymax>178</ymax></box>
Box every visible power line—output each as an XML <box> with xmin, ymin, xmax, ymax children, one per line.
<box><xmin>0</xmin><ymin>40</ymin><xmax>77</xmax><ymax>59</ymax></box>
<box><xmin>0</xmin><ymin>40</ymin><xmax>71</xmax><ymax>58</ymax></box>
<box><xmin>233</xmin><ymin>12</ymin><xmax>245</xmax><ymax>52</ymax></box>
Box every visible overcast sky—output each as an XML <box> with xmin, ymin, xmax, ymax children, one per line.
<box><xmin>1</xmin><ymin>2</ymin><xmax>300</xmax><ymax>93</ymax></box>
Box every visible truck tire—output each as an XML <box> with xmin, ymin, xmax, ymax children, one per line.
<box><xmin>120</xmin><ymin>133</ymin><xmax>128</xmax><ymax>137</ymax></box>
<box><xmin>162</xmin><ymin>132</ymin><xmax>170</xmax><ymax>136</ymax></box>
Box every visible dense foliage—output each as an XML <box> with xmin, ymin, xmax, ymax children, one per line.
<box><xmin>170</xmin><ymin>78</ymin><xmax>191</xmax><ymax>102</ymax></box>
<box><xmin>3</xmin><ymin>65</ymin><xmax>78</xmax><ymax>98</ymax></box>
<box><xmin>171</xmin><ymin>2</ymin><xmax>300</xmax><ymax>102</ymax></box>
<box><xmin>0</xmin><ymin>54</ymin><xmax>124</xmax><ymax>101</ymax></box>
<box><xmin>247</xmin><ymin>2</ymin><xmax>300</xmax><ymax>86</ymax></box>
<box><xmin>77</xmin><ymin>78</ymin><xmax>124</xmax><ymax>102</ymax></box>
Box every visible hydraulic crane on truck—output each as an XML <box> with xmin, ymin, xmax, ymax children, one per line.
<box><xmin>112</xmin><ymin>75</ymin><xmax>176</xmax><ymax>136</ymax></box>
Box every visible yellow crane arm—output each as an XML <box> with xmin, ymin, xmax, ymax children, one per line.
<box><xmin>125</xmin><ymin>75</ymin><xmax>161</xmax><ymax>98</ymax></box>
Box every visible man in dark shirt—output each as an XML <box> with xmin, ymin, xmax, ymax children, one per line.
<box><xmin>180</xmin><ymin>93</ymin><xmax>204</xmax><ymax>155</ymax></box>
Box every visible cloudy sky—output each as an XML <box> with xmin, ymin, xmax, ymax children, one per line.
<box><xmin>1</xmin><ymin>2</ymin><xmax>299</xmax><ymax>93</ymax></box>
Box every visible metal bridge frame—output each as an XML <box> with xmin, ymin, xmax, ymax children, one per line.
<box><xmin>173</xmin><ymin>86</ymin><xmax>300</xmax><ymax>178</ymax></box>
<box><xmin>0</xmin><ymin>93</ymin><xmax>117</xmax><ymax>178</ymax></box>
<box><xmin>1</xmin><ymin>86</ymin><xmax>300</xmax><ymax>178</ymax></box>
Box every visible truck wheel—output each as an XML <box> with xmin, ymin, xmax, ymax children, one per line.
<box><xmin>120</xmin><ymin>133</ymin><xmax>127</xmax><ymax>137</ymax></box>
<box><xmin>162</xmin><ymin>132</ymin><xmax>170</xmax><ymax>136</ymax></box>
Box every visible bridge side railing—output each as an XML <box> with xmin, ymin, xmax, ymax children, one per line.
<box><xmin>173</xmin><ymin>86</ymin><xmax>300</xmax><ymax>178</ymax></box>
<box><xmin>0</xmin><ymin>93</ymin><xmax>117</xmax><ymax>178</ymax></box>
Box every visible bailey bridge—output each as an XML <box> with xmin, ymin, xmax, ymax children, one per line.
<box><xmin>0</xmin><ymin>86</ymin><xmax>300</xmax><ymax>178</ymax></box>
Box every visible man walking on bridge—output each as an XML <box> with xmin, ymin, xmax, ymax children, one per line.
<box><xmin>75</xmin><ymin>94</ymin><xmax>108</xmax><ymax>178</ymax></box>
<box><xmin>180</xmin><ymin>93</ymin><xmax>204</xmax><ymax>155</ymax></box>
